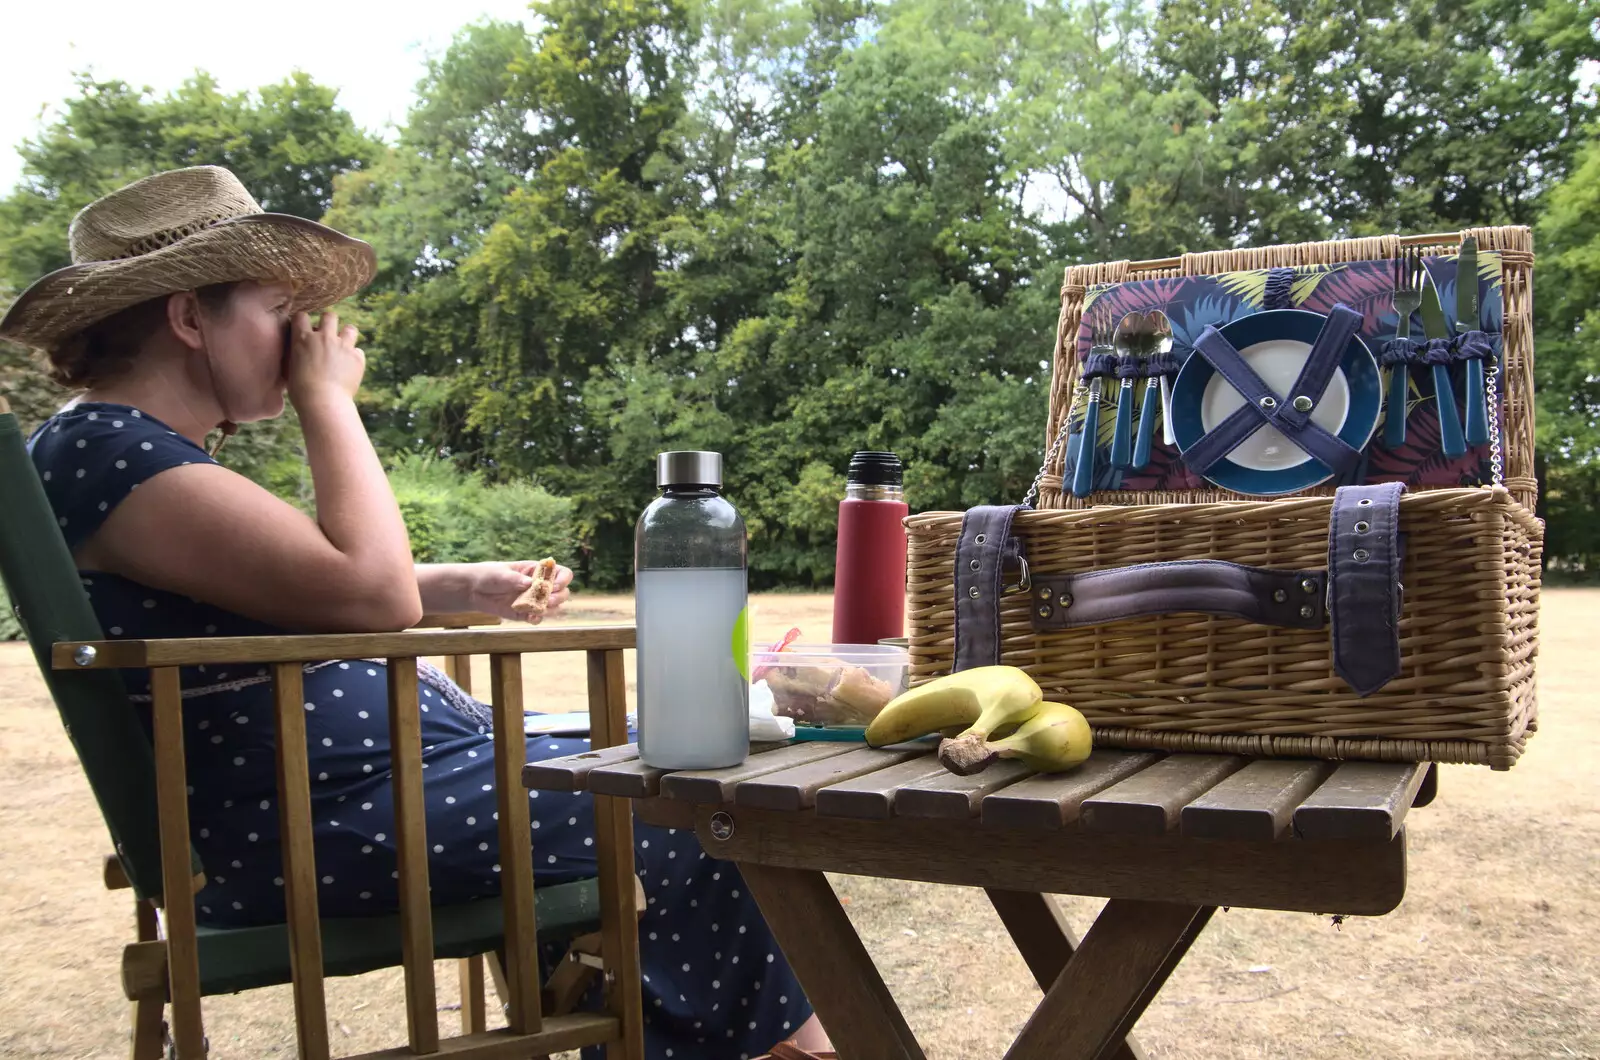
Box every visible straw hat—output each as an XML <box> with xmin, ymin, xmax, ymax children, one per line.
<box><xmin>0</xmin><ymin>166</ymin><xmax>377</xmax><ymax>352</ymax></box>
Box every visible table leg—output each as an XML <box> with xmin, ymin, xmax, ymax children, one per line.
<box><xmin>736</xmin><ymin>862</ymin><xmax>926</xmax><ymax>1060</ymax></box>
<box><xmin>1003</xmin><ymin>899</ymin><xmax>1214</xmax><ymax>1060</ymax></box>
<box><xmin>985</xmin><ymin>890</ymin><xmax>1145</xmax><ymax>1060</ymax></box>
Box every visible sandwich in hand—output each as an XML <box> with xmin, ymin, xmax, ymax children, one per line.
<box><xmin>512</xmin><ymin>557</ymin><xmax>560</xmax><ymax>619</ymax></box>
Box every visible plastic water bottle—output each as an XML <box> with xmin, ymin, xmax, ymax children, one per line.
<box><xmin>831</xmin><ymin>451</ymin><xmax>909</xmax><ymax>645</ymax></box>
<box><xmin>635</xmin><ymin>451</ymin><xmax>750</xmax><ymax>769</ymax></box>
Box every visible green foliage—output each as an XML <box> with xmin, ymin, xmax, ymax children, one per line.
<box><xmin>2</xmin><ymin>0</ymin><xmax>1598</xmax><ymax>581</ymax></box>
<box><xmin>387</xmin><ymin>454</ymin><xmax>576</xmax><ymax>566</ymax></box>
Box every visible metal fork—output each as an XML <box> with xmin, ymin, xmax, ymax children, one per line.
<box><xmin>1384</xmin><ymin>246</ymin><xmax>1423</xmax><ymax>448</ymax></box>
<box><xmin>1070</xmin><ymin>310</ymin><xmax>1117</xmax><ymax>498</ymax></box>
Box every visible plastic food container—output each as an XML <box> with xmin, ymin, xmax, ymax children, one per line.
<box><xmin>750</xmin><ymin>643</ymin><xmax>910</xmax><ymax>736</ymax></box>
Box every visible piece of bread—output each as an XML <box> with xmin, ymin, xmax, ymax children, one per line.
<box><xmin>512</xmin><ymin>556</ymin><xmax>560</xmax><ymax>619</ymax></box>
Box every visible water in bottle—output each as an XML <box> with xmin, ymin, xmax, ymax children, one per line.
<box><xmin>635</xmin><ymin>451</ymin><xmax>750</xmax><ymax>769</ymax></box>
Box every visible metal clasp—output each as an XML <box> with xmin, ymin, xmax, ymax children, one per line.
<box><xmin>1002</xmin><ymin>556</ymin><xmax>1031</xmax><ymax>595</ymax></box>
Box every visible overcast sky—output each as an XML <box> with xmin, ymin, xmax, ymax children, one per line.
<box><xmin>1</xmin><ymin>0</ymin><xmax>538</xmax><ymax>192</ymax></box>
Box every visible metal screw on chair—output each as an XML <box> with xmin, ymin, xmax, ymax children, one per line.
<box><xmin>1353</xmin><ymin>549</ymin><xmax>1371</xmax><ymax>562</ymax></box>
<box><xmin>1038</xmin><ymin>587</ymin><xmax>1053</xmax><ymax>600</ymax></box>
<box><xmin>974</xmin><ymin>533</ymin><xmax>987</xmax><ymax>544</ymax></box>
<box><xmin>709</xmin><ymin>812</ymin><xmax>735</xmax><ymax>841</ymax></box>
<box><xmin>1059</xmin><ymin>592</ymin><xmax>1073</xmax><ymax>607</ymax></box>
<box><xmin>1354</xmin><ymin>521</ymin><xmax>1370</xmax><ymax>533</ymax></box>
<box><xmin>1301</xmin><ymin>579</ymin><xmax>1317</xmax><ymax>594</ymax></box>
<box><xmin>73</xmin><ymin>645</ymin><xmax>97</xmax><ymax>667</ymax></box>
<box><xmin>969</xmin><ymin>586</ymin><xmax>980</xmax><ymax>598</ymax></box>
<box><xmin>1292</xmin><ymin>395</ymin><xmax>1314</xmax><ymax>412</ymax></box>
<box><xmin>1258</xmin><ymin>396</ymin><xmax>1278</xmax><ymax>410</ymax></box>
<box><xmin>1273</xmin><ymin>589</ymin><xmax>1287</xmax><ymax>603</ymax></box>
<box><xmin>1037</xmin><ymin>606</ymin><xmax>1052</xmax><ymax>619</ymax></box>
<box><xmin>969</xmin><ymin>559</ymin><xmax>981</xmax><ymax>572</ymax></box>
<box><xmin>1300</xmin><ymin>605</ymin><xmax>1316</xmax><ymax>619</ymax></box>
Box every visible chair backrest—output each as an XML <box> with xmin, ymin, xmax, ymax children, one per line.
<box><xmin>0</xmin><ymin>398</ymin><xmax>184</xmax><ymax>900</ymax></box>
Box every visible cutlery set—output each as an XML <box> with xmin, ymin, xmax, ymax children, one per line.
<box><xmin>1064</xmin><ymin>241</ymin><xmax>1496</xmax><ymax>498</ymax></box>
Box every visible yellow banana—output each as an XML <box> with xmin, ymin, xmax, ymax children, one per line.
<box><xmin>985</xmin><ymin>701</ymin><xmax>1093</xmax><ymax>773</ymax></box>
<box><xmin>864</xmin><ymin>666</ymin><xmax>1043</xmax><ymax>747</ymax></box>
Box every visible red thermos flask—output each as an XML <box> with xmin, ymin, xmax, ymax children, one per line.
<box><xmin>831</xmin><ymin>451</ymin><xmax>909</xmax><ymax>644</ymax></box>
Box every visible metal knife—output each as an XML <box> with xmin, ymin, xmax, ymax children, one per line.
<box><xmin>1457</xmin><ymin>237</ymin><xmax>1488</xmax><ymax>446</ymax></box>
<box><xmin>1420</xmin><ymin>280</ymin><xmax>1467</xmax><ymax>459</ymax></box>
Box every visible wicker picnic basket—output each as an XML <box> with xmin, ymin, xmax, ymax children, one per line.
<box><xmin>906</xmin><ymin>228</ymin><xmax>1541</xmax><ymax>768</ymax></box>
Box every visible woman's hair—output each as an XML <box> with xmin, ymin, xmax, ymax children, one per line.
<box><xmin>47</xmin><ymin>282</ymin><xmax>241</xmax><ymax>389</ymax></box>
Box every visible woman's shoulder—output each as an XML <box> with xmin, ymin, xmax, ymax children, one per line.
<box><xmin>29</xmin><ymin>402</ymin><xmax>218</xmax><ymax>548</ymax></box>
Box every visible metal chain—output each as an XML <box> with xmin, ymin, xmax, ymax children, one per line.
<box><xmin>1486</xmin><ymin>357</ymin><xmax>1504</xmax><ymax>486</ymax></box>
<box><xmin>1022</xmin><ymin>393</ymin><xmax>1080</xmax><ymax>509</ymax></box>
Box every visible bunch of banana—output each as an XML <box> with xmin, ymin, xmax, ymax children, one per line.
<box><xmin>863</xmin><ymin>666</ymin><xmax>1092</xmax><ymax>776</ymax></box>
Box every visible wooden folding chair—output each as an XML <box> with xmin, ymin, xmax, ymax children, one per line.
<box><xmin>0</xmin><ymin>396</ymin><xmax>645</xmax><ymax>1059</ymax></box>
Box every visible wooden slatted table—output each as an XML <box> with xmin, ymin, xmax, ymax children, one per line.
<box><xmin>524</xmin><ymin>743</ymin><xmax>1437</xmax><ymax>1060</ymax></box>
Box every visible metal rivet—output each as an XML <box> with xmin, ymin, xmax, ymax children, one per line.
<box><xmin>969</xmin><ymin>559</ymin><xmax>981</xmax><ymax>572</ymax></box>
<box><xmin>73</xmin><ymin>645</ymin><xmax>97</xmax><ymax>667</ymax></box>
<box><xmin>1038</xmin><ymin>587</ymin><xmax>1053</xmax><ymax>600</ymax></box>
<box><xmin>1358</xmin><ymin>498</ymin><xmax>1373</xmax><ymax>506</ymax></box>
<box><xmin>974</xmin><ymin>533</ymin><xmax>987</xmax><ymax>544</ymax></box>
<box><xmin>1301</xmin><ymin>578</ymin><xmax>1317</xmax><ymax>594</ymax></box>
<box><xmin>969</xmin><ymin>586</ymin><xmax>981</xmax><ymax>598</ymax></box>
<box><xmin>1300</xmin><ymin>605</ymin><xmax>1316</xmax><ymax>619</ymax></box>
<box><xmin>1353</xmin><ymin>548</ymin><xmax>1370</xmax><ymax>562</ymax></box>
<box><xmin>709</xmin><ymin>812</ymin><xmax>735</xmax><ymax>841</ymax></box>
<box><xmin>1292</xmin><ymin>395</ymin><xmax>1314</xmax><ymax>412</ymax></box>
<box><xmin>1354</xmin><ymin>520</ymin><xmax>1370</xmax><ymax>533</ymax></box>
<box><xmin>1060</xmin><ymin>592</ymin><xmax>1073</xmax><ymax>608</ymax></box>
<box><xmin>1037</xmin><ymin>606</ymin><xmax>1052</xmax><ymax>619</ymax></box>
<box><xmin>1258</xmin><ymin>395</ymin><xmax>1278</xmax><ymax>410</ymax></box>
<box><xmin>1272</xmin><ymin>589</ymin><xmax>1287</xmax><ymax>603</ymax></box>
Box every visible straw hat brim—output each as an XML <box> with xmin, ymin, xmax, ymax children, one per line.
<box><xmin>0</xmin><ymin>214</ymin><xmax>377</xmax><ymax>352</ymax></box>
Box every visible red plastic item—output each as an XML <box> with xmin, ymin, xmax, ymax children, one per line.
<box><xmin>831</xmin><ymin>493</ymin><xmax>909</xmax><ymax>644</ymax></box>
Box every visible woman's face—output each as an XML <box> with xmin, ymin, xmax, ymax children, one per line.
<box><xmin>200</xmin><ymin>280</ymin><xmax>295</xmax><ymax>423</ymax></box>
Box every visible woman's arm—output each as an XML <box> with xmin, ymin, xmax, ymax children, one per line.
<box><xmin>77</xmin><ymin>312</ymin><xmax>423</xmax><ymax>633</ymax></box>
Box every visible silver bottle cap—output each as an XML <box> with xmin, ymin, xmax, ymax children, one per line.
<box><xmin>657</xmin><ymin>451</ymin><xmax>723</xmax><ymax>488</ymax></box>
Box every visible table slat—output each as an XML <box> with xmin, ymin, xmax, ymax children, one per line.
<box><xmin>814</xmin><ymin>756</ymin><xmax>950</xmax><ymax>819</ymax></box>
<box><xmin>894</xmin><ymin>760</ymin><xmax>1033</xmax><ymax>819</ymax></box>
<box><xmin>660</xmin><ymin>742</ymin><xmax>858</xmax><ymax>803</ymax></box>
<box><xmin>1293</xmin><ymin>762</ymin><xmax>1429</xmax><ymax>840</ymax></box>
<box><xmin>1081</xmin><ymin>755</ymin><xmax>1246</xmax><ymax>835</ymax></box>
<box><xmin>980</xmin><ymin>752</ymin><xmax>1162</xmax><ymax>831</ymax></box>
<box><xmin>1180</xmin><ymin>759</ymin><xmax>1335</xmax><ymax>842</ymax></box>
<box><xmin>735</xmin><ymin>746</ymin><xmax>929</xmax><ymax>812</ymax></box>
<box><xmin>589</xmin><ymin>758</ymin><xmax>670</xmax><ymax>799</ymax></box>
<box><xmin>523</xmin><ymin>743</ymin><xmax>640</xmax><ymax>791</ymax></box>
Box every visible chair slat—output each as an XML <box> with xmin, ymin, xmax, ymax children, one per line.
<box><xmin>491</xmin><ymin>653</ymin><xmax>543</xmax><ymax>1034</ymax></box>
<box><xmin>588</xmin><ymin>649</ymin><xmax>644</xmax><ymax>1060</ymax></box>
<box><xmin>272</xmin><ymin>663</ymin><xmax>330</xmax><ymax>1059</ymax></box>
<box><xmin>1081</xmin><ymin>755</ymin><xmax>1247</xmax><ymax>835</ymax></box>
<box><xmin>733</xmin><ymin>747</ymin><xmax>928</xmax><ymax>812</ymax></box>
<box><xmin>386</xmin><ymin>658</ymin><xmax>439</xmax><ymax>1053</ymax></box>
<box><xmin>659</xmin><ymin>742</ymin><xmax>856</xmax><ymax>803</ymax></box>
<box><xmin>589</xmin><ymin>758</ymin><xmax>671</xmax><ymax>799</ymax></box>
<box><xmin>980</xmin><ymin>752</ymin><xmax>1162</xmax><ymax>831</ymax></box>
<box><xmin>1180</xmin><ymin>759</ymin><xmax>1335</xmax><ymax>842</ymax></box>
<box><xmin>151</xmin><ymin>667</ymin><xmax>206</xmax><ymax>1058</ymax></box>
<box><xmin>893</xmin><ymin>759</ymin><xmax>1033</xmax><ymax>819</ymax></box>
<box><xmin>1292</xmin><ymin>762</ymin><xmax>1429</xmax><ymax>840</ymax></box>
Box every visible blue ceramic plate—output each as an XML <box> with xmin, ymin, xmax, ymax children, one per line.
<box><xmin>1172</xmin><ymin>310</ymin><xmax>1381</xmax><ymax>496</ymax></box>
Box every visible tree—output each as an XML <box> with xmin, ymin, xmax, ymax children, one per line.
<box><xmin>0</xmin><ymin>71</ymin><xmax>382</xmax><ymax>471</ymax></box>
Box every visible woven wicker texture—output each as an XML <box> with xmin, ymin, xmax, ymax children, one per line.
<box><xmin>1</xmin><ymin>166</ymin><xmax>376</xmax><ymax>352</ymax></box>
<box><xmin>1037</xmin><ymin>227</ymin><xmax>1537</xmax><ymax>512</ymax></box>
<box><xmin>907</xmin><ymin>487</ymin><xmax>1541</xmax><ymax>768</ymax></box>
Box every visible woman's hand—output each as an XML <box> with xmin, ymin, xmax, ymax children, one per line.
<box><xmin>286</xmin><ymin>310</ymin><xmax>365</xmax><ymax>408</ymax></box>
<box><xmin>420</xmin><ymin>561</ymin><xmax>574</xmax><ymax>623</ymax></box>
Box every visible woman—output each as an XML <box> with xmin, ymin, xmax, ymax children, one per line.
<box><xmin>2</xmin><ymin>166</ymin><xmax>830</xmax><ymax>1059</ymax></box>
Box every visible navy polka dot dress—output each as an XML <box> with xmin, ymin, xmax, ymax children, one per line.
<box><xmin>29</xmin><ymin>402</ymin><xmax>812</xmax><ymax>1058</ymax></box>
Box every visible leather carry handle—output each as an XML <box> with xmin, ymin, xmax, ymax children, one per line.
<box><xmin>1028</xmin><ymin>560</ymin><xmax>1327</xmax><ymax>632</ymax></box>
